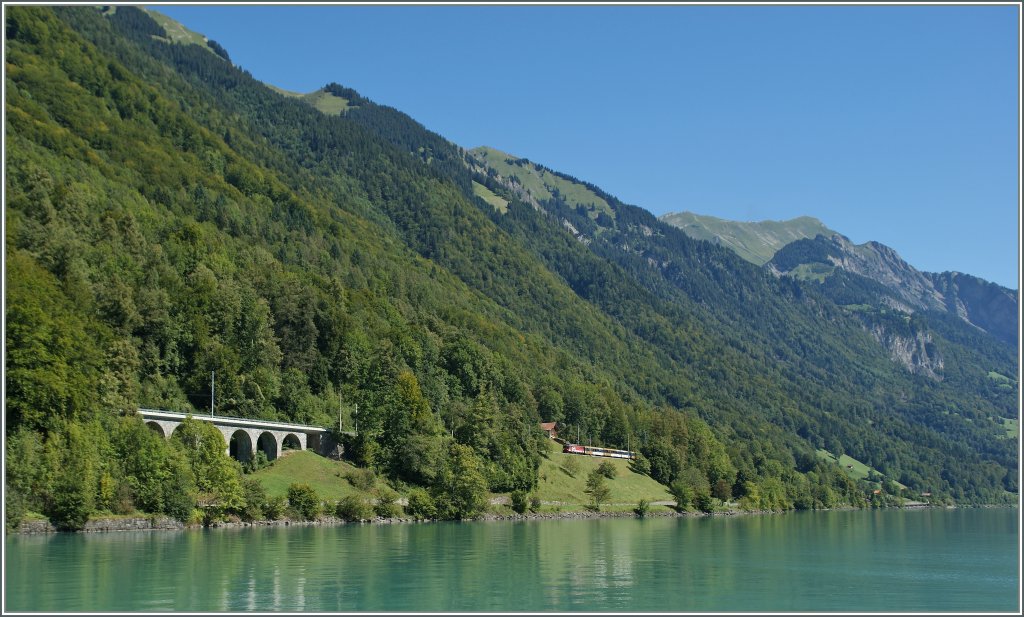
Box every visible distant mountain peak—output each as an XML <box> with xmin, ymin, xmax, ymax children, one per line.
<box><xmin>659</xmin><ymin>211</ymin><xmax>837</xmax><ymax>265</ymax></box>
<box><xmin>662</xmin><ymin>209</ymin><xmax>1017</xmax><ymax>349</ymax></box>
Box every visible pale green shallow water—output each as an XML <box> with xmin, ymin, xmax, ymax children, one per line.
<box><xmin>4</xmin><ymin>508</ymin><xmax>1019</xmax><ymax>612</ymax></box>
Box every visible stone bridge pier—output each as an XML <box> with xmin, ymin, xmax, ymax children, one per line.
<box><xmin>216</xmin><ymin>426</ymin><xmax>307</xmax><ymax>462</ymax></box>
<box><xmin>138</xmin><ymin>409</ymin><xmax>329</xmax><ymax>464</ymax></box>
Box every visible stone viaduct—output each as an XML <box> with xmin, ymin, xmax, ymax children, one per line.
<box><xmin>138</xmin><ymin>408</ymin><xmax>332</xmax><ymax>463</ymax></box>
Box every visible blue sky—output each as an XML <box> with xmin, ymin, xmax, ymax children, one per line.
<box><xmin>152</xmin><ymin>3</ymin><xmax>1019</xmax><ymax>289</ymax></box>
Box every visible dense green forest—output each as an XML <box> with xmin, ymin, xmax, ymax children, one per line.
<box><xmin>3</xmin><ymin>7</ymin><xmax>1017</xmax><ymax>530</ymax></box>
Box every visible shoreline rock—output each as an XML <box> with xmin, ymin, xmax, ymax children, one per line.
<box><xmin>13</xmin><ymin>502</ymin><xmax>983</xmax><ymax>535</ymax></box>
<box><xmin>15</xmin><ymin>515</ymin><xmax>188</xmax><ymax>535</ymax></box>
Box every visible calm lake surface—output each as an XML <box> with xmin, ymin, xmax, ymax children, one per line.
<box><xmin>4</xmin><ymin>508</ymin><xmax>1019</xmax><ymax>612</ymax></box>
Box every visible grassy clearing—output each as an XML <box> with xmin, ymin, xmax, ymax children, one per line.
<box><xmin>533</xmin><ymin>440</ymin><xmax>673</xmax><ymax>512</ymax></box>
<box><xmin>472</xmin><ymin>181</ymin><xmax>509</xmax><ymax>214</ymax></box>
<box><xmin>816</xmin><ymin>449</ymin><xmax>906</xmax><ymax>488</ymax></box>
<box><xmin>817</xmin><ymin>449</ymin><xmax>870</xmax><ymax>481</ymax></box>
<box><xmin>987</xmin><ymin>371</ymin><xmax>1011</xmax><ymax>383</ymax></box>
<box><xmin>266</xmin><ymin>84</ymin><xmax>304</xmax><ymax>98</ymax></box>
<box><xmin>789</xmin><ymin>262</ymin><xmax>834</xmax><ymax>282</ymax></box>
<box><xmin>1001</xmin><ymin>418</ymin><xmax>1018</xmax><ymax>439</ymax></box>
<box><xmin>250</xmin><ymin>450</ymin><xmax>376</xmax><ymax>501</ymax></box>
<box><xmin>251</xmin><ymin>441</ymin><xmax>673</xmax><ymax>514</ymax></box>
<box><xmin>470</xmin><ymin>147</ymin><xmax>614</xmax><ymax>220</ymax></box>
<box><xmin>302</xmin><ymin>89</ymin><xmax>351</xmax><ymax>116</ymax></box>
<box><xmin>471</xmin><ymin>147</ymin><xmax>552</xmax><ymax>200</ymax></box>
<box><xmin>144</xmin><ymin>9</ymin><xmax>210</xmax><ymax>48</ymax></box>
<box><xmin>988</xmin><ymin>372</ymin><xmax>1015</xmax><ymax>391</ymax></box>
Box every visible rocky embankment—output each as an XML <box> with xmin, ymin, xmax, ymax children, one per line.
<box><xmin>13</xmin><ymin>505</ymin><xmax>768</xmax><ymax>534</ymax></box>
<box><xmin>16</xmin><ymin>515</ymin><xmax>186</xmax><ymax>534</ymax></box>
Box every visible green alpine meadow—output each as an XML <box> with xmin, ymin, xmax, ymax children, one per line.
<box><xmin>3</xmin><ymin>5</ymin><xmax>1018</xmax><ymax>537</ymax></box>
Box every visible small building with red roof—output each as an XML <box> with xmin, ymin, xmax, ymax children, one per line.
<box><xmin>539</xmin><ymin>422</ymin><xmax>559</xmax><ymax>439</ymax></box>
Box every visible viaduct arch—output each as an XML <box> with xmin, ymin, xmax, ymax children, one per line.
<box><xmin>139</xmin><ymin>408</ymin><xmax>330</xmax><ymax>463</ymax></box>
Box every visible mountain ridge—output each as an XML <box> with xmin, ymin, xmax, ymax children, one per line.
<box><xmin>657</xmin><ymin>206</ymin><xmax>1016</xmax><ymax>351</ymax></box>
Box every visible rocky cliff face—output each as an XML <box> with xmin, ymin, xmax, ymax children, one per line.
<box><xmin>817</xmin><ymin>235</ymin><xmax>945</xmax><ymax>313</ymax></box>
<box><xmin>927</xmin><ymin>271</ymin><xmax>1018</xmax><ymax>349</ymax></box>
<box><xmin>868</xmin><ymin>322</ymin><xmax>944</xmax><ymax>380</ymax></box>
<box><xmin>770</xmin><ymin>234</ymin><xmax>1017</xmax><ymax>349</ymax></box>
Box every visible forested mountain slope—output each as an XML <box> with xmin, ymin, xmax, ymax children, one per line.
<box><xmin>3</xmin><ymin>7</ymin><xmax>1016</xmax><ymax>530</ymax></box>
<box><xmin>462</xmin><ymin>147</ymin><xmax>1017</xmax><ymax>500</ymax></box>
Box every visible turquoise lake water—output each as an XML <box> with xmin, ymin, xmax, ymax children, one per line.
<box><xmin>4</xmin><ymin>507</ymin><xmax>1019</xmax><ymax>612</ymax></box>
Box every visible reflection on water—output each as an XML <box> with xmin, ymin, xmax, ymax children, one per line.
<box><xmin>5</xmin><ymin>509</ymin><xmax>1019</xmax><ymax>612</ymax></box>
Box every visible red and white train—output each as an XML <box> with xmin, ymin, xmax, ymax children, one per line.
<box><xmin>562</xmin><ymin>443</ymin><xmax>636</xmax><ymax>460</ymax></box>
